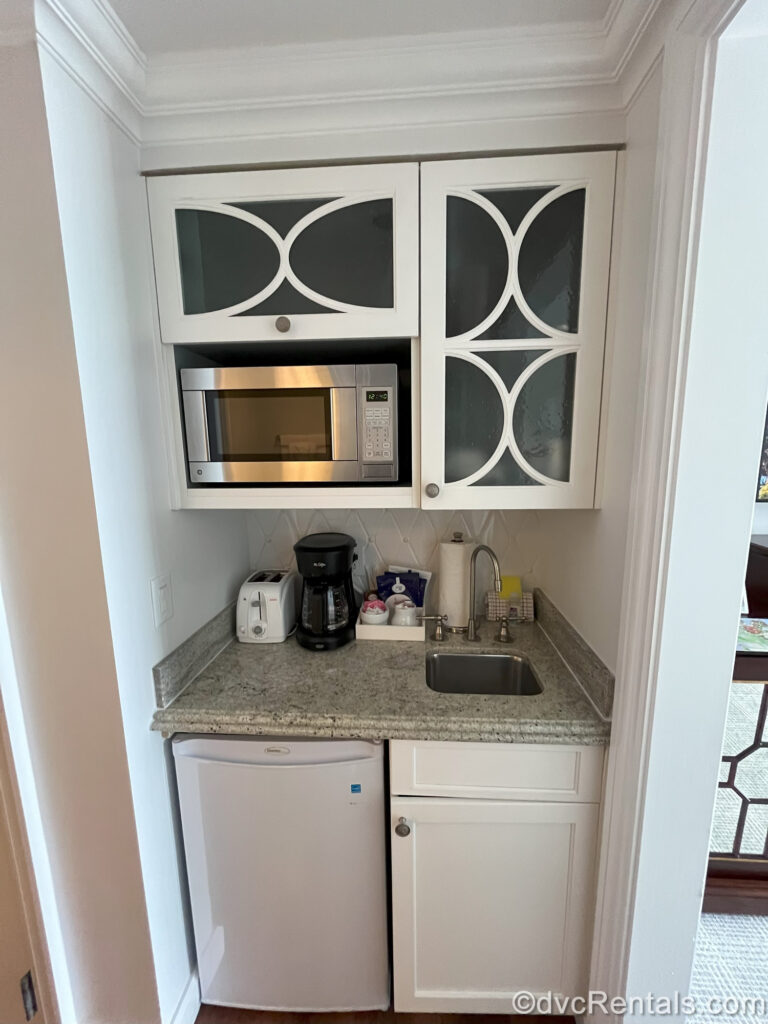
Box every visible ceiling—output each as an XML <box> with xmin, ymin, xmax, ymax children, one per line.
<box><xmin>106</xmin><ymin>0</ymin><xmax>614</xmax><ymax>56</ymax></box>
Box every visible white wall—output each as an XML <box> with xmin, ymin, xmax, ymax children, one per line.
<box><xmin>0</xmin><ymin>26</ymin><xmax>159</xmax><ymax>1024</ymax></box>
<box><xmin>246</xmin><ymin>509</ymin><xmax>542</xmax><ymax>614</ymax></box>
<box><xmin>38</xmin><ymin>51</ymin><xmax>250</xmax><ymax>1024</ymax></box>
<box><xmin>624</xmin><ymin>24</ymin><xmax>768</xmax><ymax>1009</ymax></box>
<box><xmin>527</xmin><ymin>67</ymin><xmax>663</xmax><ymax>673</ymax></box>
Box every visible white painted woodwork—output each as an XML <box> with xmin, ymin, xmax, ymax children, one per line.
<box><xmin>420</xmin><ymin>152</ymin><xmax>616</xmax><ymax>510</ymax></box>
<box><xmin>33</xmin><ymin>0</ymin><xmax>654</xmax><ymax>171</ymax></box>
<box><xmin>390</xmin><ymin>739</ymin><xmax>604</xmax><ymax>803</ymax></box>
<box><xmin>390</xmin><ymin>796</ymin><xmax>600</xmax><ymax>1011</ymax></box>
<box><xmin>147</xmin><ymin>162</ymin><xmax>419</xmax><ymax>344</ymax></box>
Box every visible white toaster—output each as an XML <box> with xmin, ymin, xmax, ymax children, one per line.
<box><xmin>236</xmin><ymin>570</ymin><xmax>297</xmax><ymax>643</ymax></box>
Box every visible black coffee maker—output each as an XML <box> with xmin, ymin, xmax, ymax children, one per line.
<box><xmin>294</xmin><ymin>533</ymin><xmax>358</xmax><ymax>651</ymax></box>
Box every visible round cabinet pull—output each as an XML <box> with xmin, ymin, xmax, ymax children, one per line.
<box><xmin>275</xmin><ymin>316</ymin><xmax>291</xmax><ymax>333</ymax></box>
<box><xmin>425</xmin><ymin>483</ymin><xmax>440</xmax><ymax>498</ymax></box>
<box><xmin>395</xmin><ymin>817</ymin><xmax>411</xmax><ymax>838</ymax></box>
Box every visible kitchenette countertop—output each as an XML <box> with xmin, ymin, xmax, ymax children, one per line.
<box><xmin>151</xmin><ymin>616</ymin><xmax>611</xmax><ymax>744</ymax></box>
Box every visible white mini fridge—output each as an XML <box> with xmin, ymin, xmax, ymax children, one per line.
<box><xmin>173</xmin><ymin>735</ymin><xmax>390</xmax><ymax>1011</ymax></box>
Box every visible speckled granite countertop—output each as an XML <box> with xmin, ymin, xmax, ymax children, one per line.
<box><xmin>151</xmin><ymin>619</ymin><xmax>610</xmax><ymax>745</ymax></box>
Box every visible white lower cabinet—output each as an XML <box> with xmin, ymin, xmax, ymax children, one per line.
<box><xmin>390</xmin><ymin>741</ymin><xmax>602</xmax><ymax>1013</ymax></box>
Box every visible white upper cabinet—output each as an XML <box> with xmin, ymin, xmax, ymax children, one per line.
<box><xmin>420</xmin><ymin>152</ymin><xmax>616</xmax><ymax>509</ymax></box>
<box><xmin>147</xmin><ymin>163</ymin><xmax>420</xmax><ymax>344</ymax></box>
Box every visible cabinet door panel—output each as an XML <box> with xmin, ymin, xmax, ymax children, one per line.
<box><xmin>391</xmin><ymin>797</ymin><xmax>599</xmax><ymax>1012</ymax></box>
<box><xmin>148</xmin><ymin>163</ymin><xmax>419</xmax><ymax>343</ymax></box>
<box><xmin>420</xmin><ymin>153</ymin><xmax>615</xmax><ymax>509</ymax></box>
<box><xmin>390</xmin><ymin>739</ymin><xmax>604</xmax><ymax>802</ymax></box>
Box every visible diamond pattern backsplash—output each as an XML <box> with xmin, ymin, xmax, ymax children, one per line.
<box><xmin>246</xmin><ymin>509</ymin><xmax>542</xmax><ymax>613</ymax></box>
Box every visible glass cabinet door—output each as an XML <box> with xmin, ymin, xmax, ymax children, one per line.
<box><xmin>420</xmin><ymin>152</ymin><xmax>616</xmax><ymax>510</ymax></box>
<box><xmin>148</xmin><ymin>163</ymin><xmax>419</xmax><ymax>343</ymax></box>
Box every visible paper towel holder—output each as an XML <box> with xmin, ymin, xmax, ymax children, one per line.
<box><xmin>443</xmin><ymin>531</ymin><xmax>469</xmax><ymax>634</ymax></box>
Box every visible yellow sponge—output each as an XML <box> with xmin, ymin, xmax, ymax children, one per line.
<box><xmin>499</xmin><ymin>575</ymin><xmax>522</xmax><ymax>600</ymax></box>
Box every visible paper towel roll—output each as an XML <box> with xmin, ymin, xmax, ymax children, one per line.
<box><xmin>438</xmin><ymin>535</ymin><xmax>471</xmax><ymax>629</ymax></box>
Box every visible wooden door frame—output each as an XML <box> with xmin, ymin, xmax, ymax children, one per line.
<box><xmin>0</xmin><ymin>689</ymin><xmax>57</xmax><ymax>1024</ymax></box>
<box><xmin>587</xmin><ymin>0</ymin><xmax>748</xmax><ymax>1016</ymax></box>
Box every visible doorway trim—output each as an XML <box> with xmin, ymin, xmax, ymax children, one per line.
<box><xmin>589</xmin><ymin>0</ymin><xmax>746</xmax><ymax>1012</ymax></box>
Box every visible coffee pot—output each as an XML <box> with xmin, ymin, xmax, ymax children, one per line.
<box><xmin>294</xmin><ymin>533</ymin><xmax>358</xmax><ymax>651</ymax></box>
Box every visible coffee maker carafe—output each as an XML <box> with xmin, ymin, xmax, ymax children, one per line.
<box><xmin>294</xmin><ymin>533</ymin><xmax>358</xmax><ymax>651</ymax></box>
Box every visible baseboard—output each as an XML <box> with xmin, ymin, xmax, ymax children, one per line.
<box><xmin>702</xmin><ymin>877</ymin><xmax>768</xmax><ymax>915</ymax></box>
<box><xmin>168</xmin><ymin>969</ymin><xmax>201</xmax><ymax>1024</ymax></box>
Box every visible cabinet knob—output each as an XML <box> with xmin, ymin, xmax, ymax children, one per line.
<box><xmin>395</xmin><ymin>816</ymin><xmax>411</xmax><ymax>837</ymax></box>
<box><xmin>425</xmin><ymin>483</ymin><xmax>440</xmax><ymax>498</ymax></box>
<box><xmin>275</xmin><ymin>316</ymin><xmax>291</xmax><ymax>333</ymax></box>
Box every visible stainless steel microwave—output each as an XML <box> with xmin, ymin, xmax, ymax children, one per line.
<box><xmin>180</xmin><ymin>364</ymin><xmax>398</xmax><ymax>484</ymax></box>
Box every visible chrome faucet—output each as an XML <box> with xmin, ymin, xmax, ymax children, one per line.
<box><xmin>466</xmin><ymin>544</ymin><xmax>502</xmax><ymax>642</ymax></box>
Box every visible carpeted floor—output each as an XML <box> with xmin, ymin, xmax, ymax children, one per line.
<box><xmin>690</xmin><ymin>914</ymin><xmax>768</xmax><ymax>1023</ymax></box>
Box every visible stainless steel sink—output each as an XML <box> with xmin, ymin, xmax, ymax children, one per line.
<box><xmin>425</xmin><ymin>651</ymin><xmax>542</xmax><ymax>696</ymax></box>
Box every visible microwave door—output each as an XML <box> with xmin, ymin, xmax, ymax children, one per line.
<box><xmin>184</xmin><ymin>384</ymin><xmax>360</xmax><ymax>484</ymax></box>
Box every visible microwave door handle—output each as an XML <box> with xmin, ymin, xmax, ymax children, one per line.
<box><xmin>329</xmin><ymin>388</ymin><xmax>358</xmax><ymax>462</ymax></box>
<box><xmin>182</xmin><ymin>390</ymin><xmax>210</xmax><ymax>463</ymax></box>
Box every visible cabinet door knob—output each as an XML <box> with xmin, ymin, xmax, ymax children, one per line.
<box><xmin>395</xmin><ymin>816</ymin><xmax>411</xmax><ymax>837</ymax></box>
<box><xmin>275</xmin><ymin>316</ymin><xmax>291</xmax><ymax>333</ymax></box>
<box><xmin>425</xmin><ymin>483</ymin><xmax>440</xmax><ymax>498</ymax></box>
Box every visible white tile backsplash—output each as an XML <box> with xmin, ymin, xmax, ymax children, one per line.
<box><xmin>246</xmin><ymin>509</ymin><xmax>541</xmax><ymax>612</ymax></box>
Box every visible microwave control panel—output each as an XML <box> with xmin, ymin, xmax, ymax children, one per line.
<box><xmin>360</xmin><ymin>386</ymin><xmax>396</xmax><ymax>480</ymax></box>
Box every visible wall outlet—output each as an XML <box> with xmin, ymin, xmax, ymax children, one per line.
<box><xmin>150</xmin><ymin>574</ymin><xmax>174</xmax><ymax>628</ymax></box>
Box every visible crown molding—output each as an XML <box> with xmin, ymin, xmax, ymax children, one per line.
<box><xmin>33</xmin><ymin>0</ymin><xmax>678</xmax><ymax>167</ymax></box>
<box><xmin>140</xmin><ymin>85</ymin><xmax>626</xmax><ymax>171</ymax></box>
<box><xmin>34</xmin><ymin>0</ymin><xmax>144</xmax><ymax>142</ymax></box>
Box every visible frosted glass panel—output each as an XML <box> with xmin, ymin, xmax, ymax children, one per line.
<box><xmin>230</xmin><ymin>198</ymin><xmax>336</xmax><ymax>236</ymax></box>
<box><xmin>176</xmin><ymin>209</ymin><xmax>279</xmax><ymax>314</ymax></box>
<box><xmin>445</xmin><ymin>196</ymin><xmax>507</xmax><ymax>338</ymax></box>
<box><xmin>475</xmin><ymin>294</ymin><xmax>548</xmax><ymax>341</ymax></box>
<box><xmin>478</xmin><ymin>188</ymin><xmax>552</xmax><ymax>234</ymax></box>
<box><xmin>475</xmin><ymin>350</ymin><xmax>543</xmax><ymax>392</ymax></box>
<box><xmin>445</xmin><ymin>358</ymin><xmax>504</xmax><ymax>483</ymax></box>
<box><xmin>290</xmin><ymin>199</ymin><xmax>394</xmax><ymax>308</ymax></box>
<box><xmin>236</xmin><ymin>280</ymin><xmax>332</xmax><ymax>316</ymax></box>
<box><xmin>518</xmin><ymin>190</ymin><xmax>585</xmax><ymax>333</ymax></box>
<box><xmin>472</xmin><ymin>450</ymin><xmax>540</xmax><ymax>487</ymax></box>
<box><xmin>513</xmin><ymin>353</ymin><xmax>576</xmax><ymax>481</ymax></box>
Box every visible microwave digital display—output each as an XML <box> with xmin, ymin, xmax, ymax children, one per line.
<box><xmin>366</xmin><ymin>391</ymin><xmax>389</xmax><ymax>402</ymax></box>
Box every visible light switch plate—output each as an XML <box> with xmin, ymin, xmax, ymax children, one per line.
<box><xmin>150</xmin><ymin>573</ymin><xmax>174</xmax><ymax>627</ymax></box>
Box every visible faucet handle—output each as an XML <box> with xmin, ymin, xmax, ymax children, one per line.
<box><xmin>495</xmin><ymin>616</ymin><xmax>512</xmax><ymax>644</ymax></box>
<box><xmin>422</xmin><ymin>614</ymin><xmax>447</xmax><ymax>642</ymax></box>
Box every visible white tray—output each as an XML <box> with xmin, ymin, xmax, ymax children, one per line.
<box><xmin>355</xmin><ymin>613</ymin><xmax>425</xmax><ymax>642</ymax></box>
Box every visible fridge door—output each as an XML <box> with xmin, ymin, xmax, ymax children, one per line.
<box><xmin>173</xmin><ymin>736</ymin><xmax>389</xmax><ymax>1010</ymax></box>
